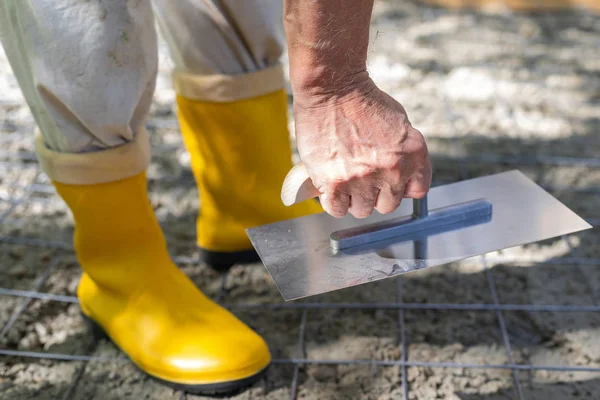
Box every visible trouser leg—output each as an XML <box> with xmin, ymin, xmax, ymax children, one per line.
<box><xmin>0</xmin><ymin>0</ymin><xmax>158</xmax><ymax>184</ymax></box>
<box><xmin>151</xmin><ymin>0</ymin><xmax>285</xmax><ymax>77</ymax></box>
<box><xmin>151</xmin><ymin>0</ymin><xmax>287</xmax><ymax>103</ymax></box>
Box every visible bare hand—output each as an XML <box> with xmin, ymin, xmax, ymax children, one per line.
<box><xmin>293</xmin><ymin>80</ymin><xmax>432</xmax><ymax>219</ymax></box>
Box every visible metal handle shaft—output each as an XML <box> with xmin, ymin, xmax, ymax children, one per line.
<box><xmin>330</xmin><ymin>198</ymin><xmax>492</xmax><ymax>250</ymax></box>
<box><xmin>413</xmin><ymin>196</ymin><xmax>428</xmax><ymax>219</ymax></box>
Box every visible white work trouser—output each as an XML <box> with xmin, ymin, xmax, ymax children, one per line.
<box><xmin>0</xmin><ymin>0</ymin><xmax>286</xmax><ymax>184</ymax></box>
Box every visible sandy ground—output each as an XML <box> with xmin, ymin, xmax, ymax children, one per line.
<box><xmin>1</xmin><ymin>1</ymin><xmax>599</xmax><ymax>399</ymax></box>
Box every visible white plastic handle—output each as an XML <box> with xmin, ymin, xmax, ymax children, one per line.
<box><xmin>281</xmin><ymin>162</ymin><xmax>321</xmax><ymax>206</ymax></box>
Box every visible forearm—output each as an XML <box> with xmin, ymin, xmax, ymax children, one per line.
<box><xmin>283</xmin><ymin>0</ymin><xmax>375</xmax><ymax>102</ymax></box>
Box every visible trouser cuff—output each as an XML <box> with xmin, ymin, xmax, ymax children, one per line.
<box><xmin>35</xmin><ymin>127</ymin><xmax>151</xmax><ymax>185</ymax></box>
<box><xmin>173</xmin><ymin>64</ymin><xmax>285</xmax><ymax>102</ymax></box>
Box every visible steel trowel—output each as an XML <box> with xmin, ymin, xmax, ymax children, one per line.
<box><xmin>246</xmin><ymin>163</ymin><xmax>592</xmax><ymax>301</ymax></box>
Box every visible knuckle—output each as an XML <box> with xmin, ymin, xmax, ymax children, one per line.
<box><xmin>389</xmin><ymin>185</ymin><xmax>406</xmax><ymax>198</ymax></box>
<box><xmin>380</xmin><ymin>159</ymin><xmax>407</xmax><ymax>183</ymax></box>
<box><xmin>324</xmin><ymin>180</ymin><xmax>348</xmax><ymax>195</ymax></box>
<box><xmin>321</xmin><ymin>193</ymin><xmax>349</xmax><ymax>218</ymax></box>
<box><xmin>380</xmin><ymin>157</ymin><xmax>402</xmax><ymax>172</ymax></box>
<box><xmin>414</xmin><ymin>140</ymin><xmax>429</xmax><ymax>159</ymax></box>
<box><xmin>348</xmin><ymin>170</ymin><xmax>377</xmax><ymax>184</ymax></box>
<box><xmin>351</xmin><ymin>189</ymin><xmax>378</xmax><ymax>206</ymax></box>
<box><xmin>405</xmin><ymin>130</ymin><xmax>428</xmax><ymax>155</ymax></box>
<box><xmin>386</xmin><ymin>167</ymin><xmax>403</xmax><ymax>184</ymax></box>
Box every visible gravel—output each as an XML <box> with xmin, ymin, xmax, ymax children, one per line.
<box><xmin>1</xmin><ymin>1</ymin><xmax>599</xmax><ymax>398</ymax></box>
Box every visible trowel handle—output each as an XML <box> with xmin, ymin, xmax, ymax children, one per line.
<box><xmin>281</xmin><ymin>162</ymin><xmax>320</xmax><ymax>206</ymax></box>
<box><xmin>281</xmin><ymin>162</ymin><xmax>430</xmax><ymax>218</ymax></box>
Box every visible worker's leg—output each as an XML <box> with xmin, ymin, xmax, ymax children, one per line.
<box><xmin>0</xmin><ymin>0</ymin><xmax>156</xmax><ymax>175</ymax></box>
<box><xmin>152</xmin><ymin>0</ymin><xmax>323</xmax><ymax>268</ymax></box>
<box><xmin>0</xmin><ymin>1</ymin><xmax>269</xmax><ymax>394</ymax></box>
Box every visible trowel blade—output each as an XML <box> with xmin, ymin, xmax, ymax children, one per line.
<box><xmin>246</xmin><ymin>170</ymin><xmax>592</xmax><ymax>301</ymax></box>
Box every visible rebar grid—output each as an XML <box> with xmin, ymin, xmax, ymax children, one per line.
<box><xmin>563</xmin><ymin>234</ymin><xmax>600</xmax><ymax>303</ymax></box>
<box><xmin>61</xmin><ymin>362</ymin><xmax>88</xmax><ymax>400</ymax></box>
<box><xmin>1</xmin><ymin>6</ymin><xmax>599</xmax><ymax>400</ymax></box>
<box><xmin>6</xmin><ymin>287</ymin><xmax>600</xmax><ymax>313</ymax></box>
<box><xmin>3</xmin><ymin>233</ymin><xmax>600</xmax><ymax>266</ymax></box>
<box><xmin>483</xmin><ymin>255</ymin><xmax>525</xmax><ymax>400</ymax></box>
<box><xmin>0</xmin><ymin>253</ymin><xmax>62</xmax><ymax>339</ymax></box>
<box><xmin>456</xmin><ymin>163</ymin><xmax>526</xmax><ymax>398</ymax></box>
<box><xmin>396</xmin><ymin>279</ymin><xmax>409</xmax><ymax>400</ymax></box>
<box><xmin>289</xmin><ymin>309</ymin><xmax>308</xmax><ymax>400</ymax></box>
<box><xmin>0</xmin><ymin>171</ymin><xmax>39</xmax><ymax>223</ymax></box>
<box><xmin>3</xmin><ymin>348</ymin><xmax>600</xmax><ymax>373</ymax></box>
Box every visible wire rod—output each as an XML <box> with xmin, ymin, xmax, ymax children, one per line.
<box><xmin>3</xmin><ymin>348</ymin><xmax>600</xmax><ymax>373</ymax></box>
<box><xmin>4</xmin><ymin>287</ymin><xmax>600</xmax><ymax>313</ymax></box>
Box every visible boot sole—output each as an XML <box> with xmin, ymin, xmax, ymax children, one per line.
<box><xmin>198</xmin><ymin>248</ymin><xmax>261</xmax><ymax>271</ymax></box>
<box><xmin>81</xmin><ymin>312</ymin><xmax>269</xmax><ymax>396</ymax></box>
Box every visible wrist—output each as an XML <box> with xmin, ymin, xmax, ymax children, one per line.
<box><xmin>290</xmin><ymin>69</ymin><xmax>376</xmax><ymax>109</ymax></box>
<box><xmin>283</xmin><ymin>0</ymin><xmax>375</xmax><ymax>108</ymax></box>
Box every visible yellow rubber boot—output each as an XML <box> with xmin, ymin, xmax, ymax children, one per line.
<box><xmin>53</xmin><ymin>172</ymin><xmax>271</xmax><ymax>395</ymax></box>
<box><xmin>176</xmin><ymin>88</ymin><xmax>323</xmax><ymax>268</ymax></box>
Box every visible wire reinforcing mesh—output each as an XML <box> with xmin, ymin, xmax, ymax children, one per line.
<box><xmin>0</xmin><ymin>3</ymin><xmax>599</xmax><ymax>400</ymax></box>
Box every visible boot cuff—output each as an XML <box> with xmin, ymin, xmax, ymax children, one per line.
<box><xmin>35</xmin><ymin>126</ymin><xmax>151</xmax><ymax>185</ymax></box>
<box><xmin>173</xmin><ymin>64</ymin><xmax>286</xmax><ymax>103</ymax></box>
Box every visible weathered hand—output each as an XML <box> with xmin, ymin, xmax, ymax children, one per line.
<box><xmin>293</xmin><ymin>80</ymin><xmax>432</xmax><ymax>219</ymax></box>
